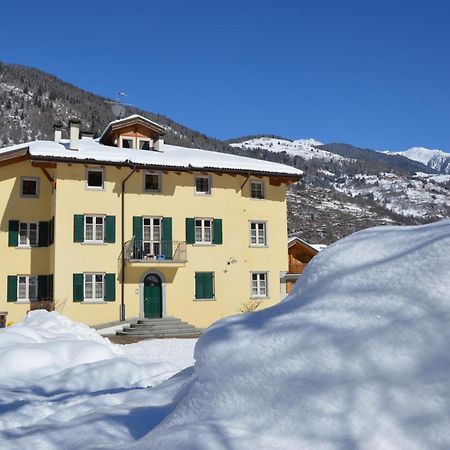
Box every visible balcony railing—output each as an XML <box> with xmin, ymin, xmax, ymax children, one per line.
<box><xmin>123</xmin><ymin>239</ymin><xmax>187</xmax><ymax>263</ymax></box>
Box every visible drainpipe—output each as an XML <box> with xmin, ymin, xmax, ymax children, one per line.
<box><xmin>121</xmin><ymin>167</ymin><xmax>136</xmax><ymax>321</ymax></box>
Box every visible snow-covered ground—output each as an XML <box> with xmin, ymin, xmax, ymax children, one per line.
<box><xmin>0</xmin><ymin>312</ymin><xmax>196</xmax><ymax>449</ymax></box>
<box><xmin>2</xmin><ymin>220</ymin><xmax>450</xmax><ymax>449</ymax></box>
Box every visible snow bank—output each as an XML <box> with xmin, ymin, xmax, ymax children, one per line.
<box><xmin>0</xmin><ymin>311</ymin><xmax>195</xmax><ymax>392</ymax></box>
<box><xmin>137</xmin><ymin>220</ymin><xmax>450</xmax><ymax>449</ymax></box>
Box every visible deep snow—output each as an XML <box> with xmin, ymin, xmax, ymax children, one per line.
<box><xmin>135</xmin><ymin>219</ymin><xmax>450</xmax><ymax>449</ymax></box>
<box><xmin>2</xmin><ymin>220</ymin><xmax>450</xmax><ymax>449</ymax></box>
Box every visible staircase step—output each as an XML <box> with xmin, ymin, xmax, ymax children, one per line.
<box><xmin>116</xmin><ymin>316</ymin><xmax>202</xmax><ymax>338</ymax></box>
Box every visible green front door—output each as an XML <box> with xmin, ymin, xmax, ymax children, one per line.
<box><xmin>144</xmin><ymin>274</ymin><xmax>162</xmax><ymax>318</ymax></box>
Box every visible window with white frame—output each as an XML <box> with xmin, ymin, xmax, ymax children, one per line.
<box><xmin>195</xmin><ymin>175</ymin><xmax>211</xmax><ymax>195</ymax></box>
<box><xmin>84</xmin><ymin>215</ymin><xmax>104</xmax><ymax>242</ymax></box>
<box><xmin>195</xmin><ymin>218</ymin><xmax>212</xmax><ymax>244</ymax></box>
<box><xmin>21</xmin><ymin>177</ymin><xmax>40</xmax><ymax>197</ymax></box>
<box><xmin>251</xmin><ymin>272</ymin><xmax>268</xmax><ymax>298</ymax></box>
<box><xmin>18</xmin><ymin>276</ymin><xmax>38</xmax><ymax>301</ymax></box>
<box><xmin>84</xmin><ymin>273</ymin><xmax>104</xmax><ymax>302</ymax></box>
<box><xmin>144</xmin><ymin>172</ymin><xmax>161</xmax><ymax>192</ymax></box>
<box><xmin>19</xmin><ymin>222</ymin><xmax>38</xmax><ymax>247</ymax></box>
<box><xmin>138</xmin><ymin>138</ymin><xmax>151</xmax><ymax>150</ymax></box>
<box><xmin>120</xmin><ymin>137</ymin><xmax>135</xmax><ymax>149</ymax></box>
<box><xmin>250</xmin><ymin>180</ymin><xmax>264</xmax><ymax>199</ymax></box>
<box><xmin>86</xmin><ymin>169</ymin><xmax>104</xmax><ymax>189</ymax></box>
<box><xmin>250</xmin><ymin>221</ymin><xmax>266</xmax><ymax>246</ymax></box>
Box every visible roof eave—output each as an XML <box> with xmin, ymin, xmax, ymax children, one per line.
<box><xmin>29</xmin><ymin>154</ymin><xmax>302</xmax><ymax>181</ymax></box>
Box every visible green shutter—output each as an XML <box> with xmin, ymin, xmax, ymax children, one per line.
<box><xmin>8</xmin><ymin>220</ymin><xmax>19</xmax><ymax>247</ymax></box>
<box><xmin>74</xmin><ymin>215</ymin><xmax>84</xmax><ymax>243</ymax></box>
<box><xmin>195</xmin><ymin>272</ymin><xmax>203</xmax><ymax>299</ymax></box>
<box><xmin>38</xmin><ymin>275</ymin><xmax>49</xmax><ymax>300</ymax></box>
<box><xmin>162</xmin><ymin>217</ymin><xmax>172</xmax><ymax>259</ymax></box>
<box><xmin>49</xmin><ymin>274</ymin><xmax>54</xmax><ymax>301</ymax></box>
<box><xmin>7</xmin><ymin>276</ymin><xmax>17</xmax><ymax>302</ymax></box>
<box><xmin>104</xmin><ymin>216</ymin><xmax>116</xmax><ymax>243</ymax></box>
<box><xmin>104</xmin><ymin>273</ymin><xmax>116</xmax><ymax>301</ymax></box>
<box><xmin>38</xmin><ymin>221</ymin><xmax>49</xmax><ymax>247</ymax></box>
<box><xmin>50</xmin><ymin>217</ymin><xmax>55</xmax><ymax>245</ymax></box>
<box><xmin>195</xmin><ymin>272</ymin><xmax>214</xmax><ymax>299</ymax></box>
<box><xmin>133</xmin><ymin>216</ymin><xmax>143</xmax><ymax>242</ymax></box>
<box><xmin>73</xmin><ymin>273</ymin><xmax>83</xmax><ymax>302</ymax></box>
<box><xmin>213</xmin><ymin>219</ymin><xmax>223</xmax><ymax>245</ymax></box>
<box><xmin>186</xmin><ymin>218</ymin><xmax>195</xmax><ymax>244</ymax></box>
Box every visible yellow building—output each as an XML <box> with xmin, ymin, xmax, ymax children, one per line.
<box><xmin>0</xmin><ymin>115</ymin><xmax>302</xmax><ymax>328</ymax></box>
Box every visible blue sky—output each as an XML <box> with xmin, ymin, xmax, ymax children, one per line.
<box><xmin>1</xmin><ymin>0</ymin><xmax>449</xmax><ymax>151</ymax></box>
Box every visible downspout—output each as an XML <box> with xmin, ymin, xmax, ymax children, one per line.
<box><xmin>121</xmin><ymin>167</ymin><xmax>136</xmax><ymax>321</ymax></box>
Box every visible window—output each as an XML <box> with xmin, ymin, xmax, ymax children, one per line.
<box><xmin>195</xmin><ymin>218</ymin><xmax>212</xmax><ymax>244</ymax></box>
<box><xmin>121</xmin><ymin>137</ymin><xmax>134</xmax><ymax>149</ymax></box>
<box><xmin>250</xmin><ymin>181</ymin><xmax>264</xmax><ymax>199</ymax></box>
<box><xmin>84</xmin><ymin>215</ymin><xmax>104</xmax><ymax>242</ymax></box>
<box><xmin>21</xmin><ymin>177</ymin><xmax>39</xmax><ymax>197</ymax></box>
<box><xmin>144</xmin><ymin>172</ymin><xmax>161</xmax><ymax>192</ymax></box>
<box><xmin>195</xmin><ymin>175</ymin><xmax>211</xmax><ymax>195</ymax></box>
<box><xmin>142</xmin><ymin>217</ymin><xmax>161</xmax><ymax>256</ymax></box>
<box><xmin>18</xmin><ymin>276</ymin><xmax>37</xmax><ymax>301</ymax></box>
<box><xmin>195</xmin><ymin>272</ymin><xmax>215</xmax><ymax>300</ymax></box>
<box><xmin>84</xmin><ymin>273</ymin><xmax>104</xmax><ymax>302</ymax></box>
<box><xmin>138</xmin><ymin>138</ymin><xmax>151</xmax><ymax>150</ymax></box>
<box><xmin>19</xmin><ymin>222</ymin><xmax>38</xmax><ymax>247</ymax></box>
<box><xmin>87</xmin><ymin>169</ymin><xmax>104</xmax><ymax>189</ymax></box>
<box><xmin>251</xmin><ymin>272</ymin><xmax>268</xmax><ymax>298</ymax></box>
<box><xmin>250</xmin><ymin>221</ymin><xmax>266</xmax><ymax>246</ymax></box>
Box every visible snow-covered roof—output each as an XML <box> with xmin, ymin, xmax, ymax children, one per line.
<box><xmin>99</xmin><ymin>114</ymin><xmax>165</xmax><ymax>142</ymax></box>
<box><xmin>288</xmin><ymin>236</ymin><xmax>326</xmax><ymax>252</ymax></box>
<box><xmin>0</xmin><ymin>138</ymin><xmax>303</xmax><ymax>178</ymax></box>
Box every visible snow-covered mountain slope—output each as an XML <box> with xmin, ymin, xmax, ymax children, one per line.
<box><xmin>230</xmin><ymin>137</ymin><xmax>346</xmax><ymax>161</ymax></box>
<box><xmin>387</xmin><ymin>147</ymin><xmax>450</xmax><ymax>174</ymax></box>
<box><xmin>334</xmin><ymin>172</ymin><xmax>450</xmax><ymax>219</ymax></box>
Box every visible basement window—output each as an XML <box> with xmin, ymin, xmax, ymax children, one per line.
<box><xmin>86</xmin><ymin>169</ymin><xmax>104</xmax><ymax>190</ymax></box>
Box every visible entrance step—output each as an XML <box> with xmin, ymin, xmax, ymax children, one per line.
<box><xmin>116</xmin><ymin>316</ymin><xmax>203</xmax><ymax>338</ymax></box>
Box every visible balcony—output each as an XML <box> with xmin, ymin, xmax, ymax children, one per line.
<box><xmin>123</xmin><ymin>239</ymin><xmax>187</xmax><ymax>264</ymax></box>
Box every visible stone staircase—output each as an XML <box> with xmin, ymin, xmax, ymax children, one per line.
<box><xmin>116</xmin><ymin>317</ymin><xmax>203</xmax><ymax>338</ymax></box>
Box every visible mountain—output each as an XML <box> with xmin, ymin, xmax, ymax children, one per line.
<box><xmin>386</xmin><ymin>147</ymin><xmax>450</xmax><ymax>174</ymax></box>
<box><xmin>1</xmin><ymin>62</ymin><xmax>448</xmax><ymax>245</ymax></box>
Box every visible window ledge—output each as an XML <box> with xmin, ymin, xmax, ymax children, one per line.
<box><xmin>81</xmin><ymin>242</ymin><xmax>108</xmax><ymax>246</ymax></box>
<box><xmin>249</xmin><ymin>245</ymin><xmax>269</xmax><ymax>248</ymax></box>
<box><xmin>14</xmin><ymin>300</ymin><xmax>31</xmax><ymax>304</ymax></box>
<box><xmin>80</xmin><ymin>301</ymin><xmax>109</xmax><ymax>304</ymax></box>
<box><xmin>143</xmin><ymin>190</ymin><xmax>162</xmax><ymax>194</ymax></box>
<box><xmin>15</xmin><ymin>246</ymin><xmax>38</xmax><ymax>249</ymax></box>
<box><xmin>193</xmin><ymin>298</ymin><xmax>216</xmax><ymax>302</ymax></box>
<box><xmin>251</xmin><ymin>296</ymin><xmax>269</xmax><ymax>300</ymax></box>
<box><xmin>192</xmin><ymin>243</ymin><xmax>215</xmax><ymax>246</ymax></box>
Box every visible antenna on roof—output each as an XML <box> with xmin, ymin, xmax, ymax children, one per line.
<box><xmin>106</xmin><ymin>92</ymin><xmax>133</xmax><ymax>119</ymax></box>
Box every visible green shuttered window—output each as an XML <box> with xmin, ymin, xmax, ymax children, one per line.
<box><xmin>7</xmin><ymin>275</ymin><xmax>53</xmax><ymax>302</ymax></box>
<box><xmin>195</xmin><ymin>272</ymin><xmax>215</xmax><ymax>300</ymax></box>
<box><xmin>73</xmin><ymin>273</ymin><xmax>115</xmax><ymax>302</ymax></box>
<box><xmin>133</xmin><ymin>216</ymin><xmax>143</xmax><ymax>241</ymax></box>
<box><xmin>162</xmin><ymin>217</ymin><xmax>172</xmax><ymax>259</ymax></box>
<box><xmin>186</xmin><ymin>218</ymin><xmax>222</xmax><ymax>244</ymax></box>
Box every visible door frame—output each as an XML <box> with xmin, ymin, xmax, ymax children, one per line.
<box><xmin>139</xmin><ymin>269</ymin><xmax>166</xmax><ymax>319</ymax></box>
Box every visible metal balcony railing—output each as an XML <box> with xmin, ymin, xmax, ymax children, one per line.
<box><xmin>123</xmin><ymin>239</ymin><xmax>187</xmax><ymax>263</ymax></box>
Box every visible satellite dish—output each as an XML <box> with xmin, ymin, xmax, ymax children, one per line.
<box><xmin>106</xmin><ymin>92</ymin><xmax>132</xmax><ymax>118</ymax></box>
<box><xmin>111</xmin><ymin>103</ymin><xmax>126</xmax><ymax>118</ymax></box>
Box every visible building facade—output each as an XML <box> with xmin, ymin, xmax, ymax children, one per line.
<box><xmin>0</xmin><ymin>115</ymin><xmax>302</xmax><ymax>328</ymax></box>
